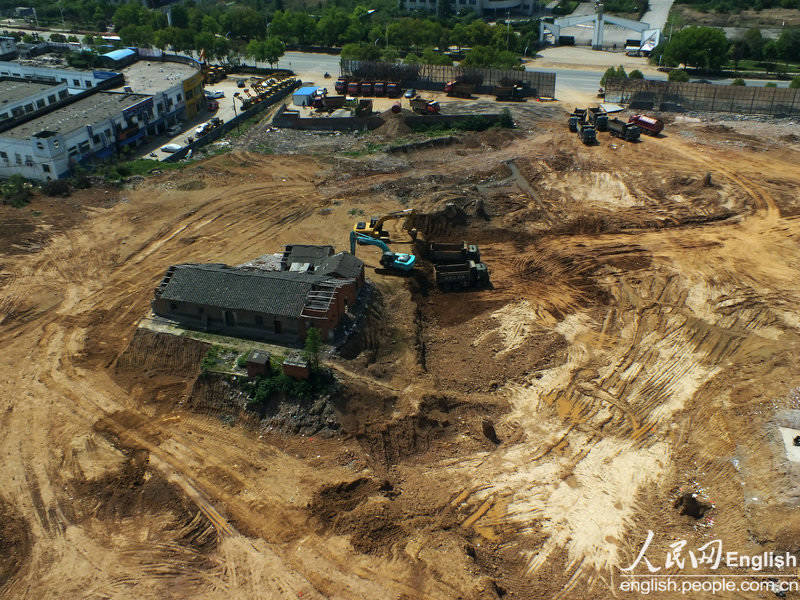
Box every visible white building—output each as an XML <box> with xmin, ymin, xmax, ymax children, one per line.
<box><xmin>0</xmin><ymin>37</ymin><xmax>16</xmax><ymax>60</ymax></box>
<box><xmin>0</xmin><ymin>91</ymin><xmax>157</xmax><ymax>180</ymax></box>
<box><xmin>0</xmin><ymin>80</ymin><xmax>70</xmax><ymax>124</ymax></box>
<box><xmin>0</xmin><ymin>60</ymin><xmax>118</xmax><ymax>91</ymax></box>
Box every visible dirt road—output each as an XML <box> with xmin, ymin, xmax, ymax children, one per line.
<box><xmin>2</xmin><ymin>115</ymin><xmax>800</xmax><ymax>599</ymax></box>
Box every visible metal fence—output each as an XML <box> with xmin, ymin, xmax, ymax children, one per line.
<box><xmin>340</xmin><ymin>59</ymin><xmax>556</xmax><ymax>97</ymax></box>
<box><xmin>605</xmin><ymin>79</ymin><xmax>800</xmax><ymax>116</ymax></box>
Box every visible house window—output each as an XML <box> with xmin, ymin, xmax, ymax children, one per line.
<box><xmin>170</xmin><ymin>302</ymin><xmax>177</xmax><ymax>310</ymax></box>
<box><xmin>15</xmin><ymin>153</ymin><xmax>22</xmax><ymax>165</ymax></box>
<box><xmin>105</xmin><ymin>129</ymin><xmax>111</xmax><ymax>138</ymax></box>
<box><xmin>274</xmin><ymin>320</ymin><xmax>282</xmax><ymax>334</ymax></box>
<box><xmin>176</xmin><ymin>94</ymin><xmax>182</xmax><ymax>102</ymax></box>
<box><xmin>59</xmin><ymin>90</ymin><xmax>68</xmax><ymax>99</ymax></box>
<box><xmin>92</xmin><ymin>135</ymin><xmax>100</xmax><ymax>144</ymax></box>
<box><xmin>73</xmin><ymin>79</ymin><xmax>80</xmax><ymax>86</ymax></box>
<box><xmin>255</xmin><ymin>315</ymin><xmax>263</xmax><ymax>327</ymax></box>
<box><xmin>85</xmin><ymin>81</ymin><xmax>92</xmax><ymax>88</ymax></box>
<box><xmin>0</xmin><ymin>151</ymin><xmax>7</xmax><ymax>162</ymax></box>
<box><xmin>25</xmin><ymin>103</ymin><xmax>34</xmax><ymax>113</ymax></box>
<box><xmin>36</xmin><ymin>99</ymin><xmax>45</xmax><ymax>108</ymax></box>
<box><xmin>48</xmin><ymin>94</ymin><xmax>56</xmax><ymax>103</ymax></box>
<box><xmin>42</xmin><ymin>164</ymin><xmax>50</xmax><ymax>172</ymax></box>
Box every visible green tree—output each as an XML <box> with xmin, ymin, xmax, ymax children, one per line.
<box><xmin>730</xmin><ymin>77</ymin><xmax>745</xmax><ymax>86</ymax></box>
<box><xmin>600</xmin><ymin>66</ymin><xmax>628</xmax><ymax>86</ymax></box>
<box><xmin>668</xmin><ymin>68</ymin><xmax>690</xmax><ymax>81</ymax></box>
<box><xmin>246</xmin><ymin>38</ymin><xmax>286</xmax><ymax>67</ymax></box>
<box><xmin>662</xmin><ymin>26</ymin><xmax>729</xmax><ymax>71</ymax></box>
<box><xmin>304</xmin><ymin>327</ymin><xmax>322</xmax><ymax>370</ymax></box>
<box><xmin>743</xmin><ymin>27</ymin><xmax>765</xmax><ymax>60</ymax></box>
<box><xmin>462</xmin><ymin>45</ymin><xmax>518</xmax><ymax>69</ymax></box>
<box><xmin>790</xmin><ymin>76</ymin><xmax>800</xmax><ymax>88</ymax></box>
<box><xmin>50</xmin><ymin>33</ymin><xmax>67</xmax><ymax>43</ymax></box>
<box><xmin>729</xmin><ymin>39</ymin><xmax>747</xmax><ymax>70</ymax></box>
<box><xmin>169</xmin><ymin>5</ymin><xmax>189</xmax><ymax>29</ymax></box>
<box><xmin>629</xmin><ymin>69</ymin><xmax>644</xmax><ymax>79</ymax></box>
<box><xmin>765</xmin><ymin>82</ymin><xmax>777</xmax><ymax>87</ymax></box>
<box><xmin>776</xmin><ymin>27</ymin><xmax>800</xmax><ymax>62</ymax></box>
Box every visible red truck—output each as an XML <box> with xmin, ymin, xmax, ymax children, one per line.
<box><xmin>444</xmin><ymin>80</ymin><xmax>475</xmax><ymax>98</ymax></box>
<box><xmin>347</xmin><ymin>80</ymin><xmax>360</xmax><ymax>96</ymax></box>
<box><xmin>628</xmin><ymin>114</ymin><xmax>663</xmax><ymax>136</ymax></box>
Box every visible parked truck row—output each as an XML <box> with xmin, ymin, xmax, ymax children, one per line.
<box><xmin>567</xmin><ymin>107</ymin><xmax>663</xmax><ymax>144</ymax></box>
<box><xmin>336</xmin><ymin>77</ymin><xmax>403</xmax><ymax>98</ymax></box>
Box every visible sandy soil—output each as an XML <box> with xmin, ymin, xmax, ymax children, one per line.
<box><xmin>529</xmin><ymin>47</ymin><xmax>660</xmax><ymax>75</ymax></box>
<box><xmin>3</xmin><ymin>107</ymin><xmax>800</xmax><ymax>599</ymax></box>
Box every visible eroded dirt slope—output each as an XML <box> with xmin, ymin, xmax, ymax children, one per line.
<box><xmin>2</xmin><ymin>121</ymin><xmax>800</xmax><ymax>599</ymax></box>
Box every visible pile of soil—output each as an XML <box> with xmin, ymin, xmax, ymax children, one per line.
<box><xmin>373</xmin><ymin>108</ymin><xmax>413</xmax><ymax>140</ymax></box>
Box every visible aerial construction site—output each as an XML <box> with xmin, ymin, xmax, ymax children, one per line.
<box><xmin>2</xmin><ymin>102</ymin><xmax>800</xmax><ymax>599</ymax></box>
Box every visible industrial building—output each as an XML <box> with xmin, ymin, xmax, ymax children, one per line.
<box><xmin>152</xmin><ymin>246</ymin><xmax>365</xmax><ymax>344</ymax></box>
<box><xmin>0</xmin><ymin>51</ymin><xmax>204</xmax><ymax>180</ymax></box>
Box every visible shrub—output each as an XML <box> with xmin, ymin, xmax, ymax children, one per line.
<box><xmin>499</xmin><ymin>108</ymin><xmax>514</xmax><ymax>128</ymax></box>
<box><xmin>791</xmin><ymin>76</ymin><xmax>800</xmax><ymax>89</ymax></box>
<box><xmin>1</xmin><ymin>175</ymin><xmax>31</xmax><ymax>208</ymax></box>
<box><xmin>629</xmin><ymin>69</ymin><xmax>644</xmax><ymax>79</ymax></box>
<box><xmin>765</xmin><ymin>82</ymin><xmax>777</xmax><ymax>87</ymax></box>
<box><xmin>730</xmin><ymin>78</ymin><xmax>746</xmax><ymax>86</ymax></box>
<box><xmin>42</xmin><ymin>179</ymin><xmax>71</xmax><ymax>197</ymax></box>
<box><xmin>200</xmin><ymin>346</ymin><xmax>221</xmax><ymax>373</ymax></box>
<box><xmin>668</xmin><ymin>69</ymin><xmax>690</xmax><ymax>82</ymax></box>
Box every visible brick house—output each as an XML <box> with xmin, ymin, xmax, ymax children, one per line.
<box><xmin>152</xmin><ymin>249</ymin><xmax>364</xmax><ymax>344</ymax></box>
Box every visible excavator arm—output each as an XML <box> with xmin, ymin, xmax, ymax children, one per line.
<box><xmin>353</xmin><ymin>208</ymin><xmax>416</xmax><ymax>239</ymax></box>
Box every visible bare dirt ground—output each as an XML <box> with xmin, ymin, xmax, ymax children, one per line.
<box><xmin>3</xmin><ymin>107</ymin><xmax>800</xmax><ymax>599</ymax></box>
<box><xmin>672</xmin><ymin>5</ymin><xmax>800</xmax><ymax>27</ymax></box>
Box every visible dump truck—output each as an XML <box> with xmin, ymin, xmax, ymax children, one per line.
<box><xmin>386</xmin><ymin>82</ymin><xmax>401</xmax><ymax>97</ymax></box>
<box><xmin>360</xmin><ymin>81</ymin><xmax>373</xmax><ymax>96</ymax></box>
<box><xmin>587</xmin><ymin>107</ymin><xmax>608</xmax><ymax>131</ymax></box>
<box><xmin>373</xmin><ymin>81</ymin><xmax>385</xmax><ymax>96</ymax></box>
<box><xmin>335</xmin><ymin>77</ymin><xmax>348</xmax><ymax>94</ymax></box>
<box><xmin>608</xmin><ymin>118</ymin><xmax>641</xmax><ymax>141</ymax></box>
<box><xmin>312</xmin><ymin>95</ymin><xmax>347</xmax><ymax>111</ymax></box>
<box><xmin>494</xmin><ymin>84</ymin><xmax>526</xmax><ymax>101</ymax></box>
<box><xmin>628</xmin><ymin>114</ymin><xmax>663</xmax><ymax>136</ymax></box>
<box><xmin>410</xmin><ymin>96</ymin><xmax>440</xmax><ymax>114</ymax></box>
<box><xmin>577</xmin><ymin>120</ymin><xmax>596</xmax><ymax>145</ymax></box>
<box><xmin>444</xmin><ymin>80</ymin><xmax>475</xmax><ymax>98</ymax></box>
<box><xmin>427</xmin><ymin>241</ymin><xmax>481</xmax><ymax>263</ymax></box>
<box><xmin>347</xmin><ymin>80</ymin><xmax>360</xmax><ymax>95</ymax></box>
<box><xmin>435</xmin><ymin>261</ymin><xmax>490</xmax><ymax>291</ymax></box>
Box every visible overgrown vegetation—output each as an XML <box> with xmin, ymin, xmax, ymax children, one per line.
<box><xmin>1</xmin><ymin>175</ymin><xmax>31</xmax><ymax>208</ymax></box>
<box><xmin>675</xmin><ymin>0</ymin><xmax>800</xmax><ymax>11</ymax></box>
<box><xmin>601</xmin><ymin>66</ymin><xmax>629</xmax><ymax>87</ymax></box>
<box><xmin>97</xmin><ymin>159</ymin><xmax>185</xmax><ymax>180</ymax></box>
<box><xmin>201</xmin><ymin>345</ymin><xmax>222</xmax><ymax>374</ymax></box>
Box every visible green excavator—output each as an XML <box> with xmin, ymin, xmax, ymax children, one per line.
<box><xmin>349</xmin><ymin>231</ymin><xmax>416</xmax><ymax>273</ymax></box>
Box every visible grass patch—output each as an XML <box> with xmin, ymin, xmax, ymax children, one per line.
<box><xmin>340</xmin><ymin>142</ymin><xmax>387</xmax><ymax>157</ymax></box>
<box><xmin>98</xmin><ymin>158</ymin><xmax>186</xmax><ymax>181</ymax></box>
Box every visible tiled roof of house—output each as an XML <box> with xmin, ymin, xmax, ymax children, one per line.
<box><xmin>317</xmin><ymin>252</ymin><xmax>363</xmax><ymax>279</ymax></box>
<box><xmin>158</xmin><ymin>264</ymin><xmax>321</xmax><ymax>318</ymax></box>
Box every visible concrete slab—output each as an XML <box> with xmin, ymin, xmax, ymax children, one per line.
<box><xmin>778</xmin><ymin>426</ymin><xmax>800</xmax><ymax>462</ymax></box>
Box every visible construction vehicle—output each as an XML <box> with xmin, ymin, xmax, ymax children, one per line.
<box><xmin>350</xmin><ymin>231</ymin><xmax>416</xmax><ymax>272</ymax></box>
<box><xmin>360</xmin><ymin>81</ymin><xmax>373</xmax><ymax>96</ymax></box>
<box><xmin>335</xmin><ymin>77</ymin><xmax>348</xmax><ymax>94</ymax></box>
<box><xmin>568</xmin><ymin>113</ymin><xmax>579</xmax><ymax>132</ymax></box>
<box><xmin>444</xmin><ymin>80</ymin><xmax>474</xmax><ymax>98</ymax></box>
<box><xmin>354</xmin><ymin>98</ymin><xmax>373</xmax><ymax>117</ymax></box>
<box><xmin>628</xmin><ymin>114</ymin><xmax>663</xmax><ymax>136</ymax></box>
<box><xmin>373</xmin><ymin>81</ymin><xmax>385</xmax><ymax>96</ymax></box>
<box><xmin>427</xmin><ymin>241</ymin><xmax>480</xmax><ymax>263</ymax></box>
<box><xmin>587</xmin><ymin>107</ymin><xmax>608</xmax><ymax>131</ymax></box>
<box><xmin>347</xmin><ymin>80</ymin><xmax>360</xmax><ymax>96</ymax></box>
<box><xmin>577</xmin><ymin>120</ymin><xmax>596</xmax><ymax>145</ymax></box>
<box><xmin>435</xmin><ymin>261</ymin><xmax>490</xmax><ymax>291</ymax></box>
<box><xmin>312</xmin><ymin>95</ymin><xmax>347</xmax><ymax>111</ymax></box>
<box><xmin>494</xmin><ymin>83</ymin><xmax>526</xmax><ymax>101</ymax></box>
<box><xmin>410</xmin><ymin>96</ymin><xmax>440</xmax><ymax>115</ymax></box>
<box><xmin>608</xmin><ymin>118</ymin><xmax>640</xmax><ymax>141</ymax></box>
<box><xmin>386</xmin><ymin>82</ymin><xmax>401</xmax><ymax>97</ymax></box>
<box><xmin>353</xmin><ymin>208</ymin><xmax>415</xmax><ymax>240</ymax></box>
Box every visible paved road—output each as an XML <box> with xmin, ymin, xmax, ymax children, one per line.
<box><xmin>547</xmin><ymin>67</ymin><xmax>791</xmax><ymax>96</ymax></box>
<box><xmin>641</xmin><ymin>0</ymin><xmax>675</xmax><ymax>29</ymax></box>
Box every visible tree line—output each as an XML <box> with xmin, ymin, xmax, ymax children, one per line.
<box><xmin>649</xmin><ymin>25</ymin><xmax>800</xmax><ymax>72</ymax></box>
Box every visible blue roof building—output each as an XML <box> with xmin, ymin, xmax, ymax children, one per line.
<box><xmin>100</xmin><ymin>48</ymin><xmax>137</xmax><ymax>67</ymax></box>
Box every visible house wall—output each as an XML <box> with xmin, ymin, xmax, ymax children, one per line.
<box><xmin>152</xmin><ymin>298</ymin><xmax>306</xmax><ymax>344</ymax></box>
<box><xmin>0</xmin><ymin>62</ymin><xmax>111</xmax><ymax>90</ymax></box>
<box><xmin>0</xmin><ymin>81</ymin><xmax>69</xmax><ymax>125</ymax></box>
